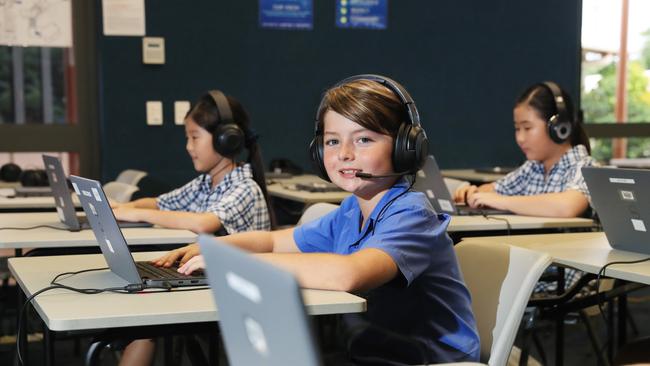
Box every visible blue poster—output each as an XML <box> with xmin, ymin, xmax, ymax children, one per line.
<box><xmin>259</xmin><ymin>0</ymin><xmax>313</xmax><ymax>30</ymax></box>
<box><xmin>336</xmin><ymin>0</ymin><xmax>388</xmax><ymax>29</ymax></box>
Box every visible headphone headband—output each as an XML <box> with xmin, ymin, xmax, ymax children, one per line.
<box><xmin>541</xmin><ymin>81</ymin><xmax>568</xmax><ymax>123</ymax></box>
<box><xmin>208</xmin><ymin>90</ymin><xmax>234</xmax><ymax>125</ymax></box>
<box><xmin>314</xmin><ymin>74</ymin><xmax>424</xmax><ymax>134</ymax></box>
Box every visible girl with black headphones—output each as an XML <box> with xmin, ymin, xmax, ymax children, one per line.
<box><xmin>454</xmin><ymin>81</ymin><xmax>594</xmax><ymax>218</ymax></box>
<box><xmin>112</xmin><ymin>91</ymin><xmax>272</xmax><ymax>235</ymax></box>
<box><xmin>155</xmin><ymin>75</ymin><xmax>480</xmax><ymax>365</ymax></box>
<box><xmin>115</xmin><ymin>91</ymin><xmax>272</xmax><ymax>366</ymax></box>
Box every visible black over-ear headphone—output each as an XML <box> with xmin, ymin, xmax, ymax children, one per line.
<box><xmin>207</xmin><ymin>90</ymin><xmax>245</xmax><ymax>158</ymax></box>
<box><xmin>541</xmin><ymin>81</ymin><xmax>573</xmax><ymax>144</ymax></box>
<box><xmin>309</xmin><ymin>74</ymin><xmax>429</xmax><ymax>182</ymax></box>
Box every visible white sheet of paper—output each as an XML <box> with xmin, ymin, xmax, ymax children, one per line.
<box><xmin>102</xmin><ymin>0</ymin><xmax>146</xmax><ymax>36</ymax></box>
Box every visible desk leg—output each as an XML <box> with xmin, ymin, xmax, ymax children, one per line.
<box><xmin>43</xmin><ymin>327</ymin><xmax>54</xmax><ymax>366</ymax></box>
<box><xmin>607</xmin><ymin>299</ymin><xmax>615</xmax><ymax>362</ymax></box>
<box><xmin>17</xmin><ymin>287</ymin><xmax>28</xmax><ymax>366</ymax></box>
<box><xmin>618</xmin><ymin>293</ymin><xmax>628</xmax><ymax>347</ymax></box>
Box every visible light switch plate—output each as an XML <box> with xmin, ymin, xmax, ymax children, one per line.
<box><xmin>146</xmin><ymin>101</ymin><xmax>163</xmax><ymax>125</ymax></box>
<box><xmin>174</xmin><ymin>101</ymin><xmax>191</xmax><ymax>125</ymax></box>
<box><xmin>142</xmin><ymin>37</ymin><xmax>165</xmax><ymax>64</ymax></box>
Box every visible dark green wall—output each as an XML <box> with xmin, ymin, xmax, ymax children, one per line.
<box><xmin>97</xmin><ymin>0</ymin><xmax>581</xmax><ymax>187</ymax></box>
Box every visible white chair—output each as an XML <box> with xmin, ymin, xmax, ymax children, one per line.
<box><xmin>102</xmin><ymin>181</ymin><xmax>139</xmax><ymax>203</ymax></box>
<box><xmin>453</xmin><ymin>241</ymin><xmax>551</xmax><ymax>366</ymax></box>
<box><xmin>115</xmin><ymin>169</ymin><xmax>147</xmax><ymax>186</ymax></box>
<box><xmin>297</xmin><ymin>202</ymin><xmax>339</xmax><ymax>225</ymax></box>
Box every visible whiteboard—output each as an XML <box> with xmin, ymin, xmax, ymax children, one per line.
<box><xmin>0</xmin><ymin>0</ymin><xmax>72</xmax><ymax>47</ymax></box>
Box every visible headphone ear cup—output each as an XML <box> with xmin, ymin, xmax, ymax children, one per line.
<box><xmin>393</xmin><ymin>123</ymin><xmax>428</xmax><ymax>173</ymax></box>
<box><xmin>1</xmin><ymin>163</ymin><xmax>22</xmax><ymax>182</ymax></box>
<box><xmin>213</xmin><ymin>124</ymin><xmax>245</xmax><ymax>157</ymax></box>
<box><xmin>309</xmin><ymin>135</ymin><xmax>330</xmax><ymax>182</ymax></box>
<box><xmin>547</xmin><ymin>115</ymin><xmax>572</xmax><ymax>144</ymax></box>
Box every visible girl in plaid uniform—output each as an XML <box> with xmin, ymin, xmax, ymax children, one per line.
<box><xmin>113</xmin><ymin>91</ymin><xmax>272</xmax><ymax>235</ymax></box>
<box><xmin>454</xmin><ymin>82</ymin><xmax>594</xmax><ymax>218</ymax></box>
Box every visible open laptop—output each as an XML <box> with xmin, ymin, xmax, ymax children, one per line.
<box><xmin>582</xmin><ymin>166</ymin><xmax>650</xmax><ymax>255</ymax></box>
<box><xmin>413</xmin><ymin>155</ymin><xmax>511</xmax><ymax>216</ymax></box>
<box><xmin>70</xmin><ymin>175</ymin><xmax>207</xmax><ymax>288</ymax></box>
<box><xmin>43</xmin><ymin>155</ymin><xmax>151</xmax><ymax>231</ymax></box>
<box><xmin>199</xmin><ymin>235</ymin><xmax>322</xmax><ymax>366</ymax></box>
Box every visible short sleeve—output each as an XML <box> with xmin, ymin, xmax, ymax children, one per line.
<box><xmin>209</xmin><ymin>183</ymin><xmax>267</xmax><ymax>233</ymax></box>
<box><xmin>157</xmin><ymin>179</ymin><xmax>199</xmax><ymax>211</ymax></box>
<box><xmin>494</xmin><ymin>162</ymin><xmax>531</xmax><ymax>195</ymax></box>
<box><xmin>363</xmin><ymin>206</ymin><xmax>451</xmax><ymax>286</ymax></box>
<box><xmin>566</xmin><ymin>158</ymin><xmax>595</xmax><ymax>200</ymax></box>
<box><xmin>293</xmin><ymin>208</ymin><xmax>340</xmax><ymax>253</ymax></box>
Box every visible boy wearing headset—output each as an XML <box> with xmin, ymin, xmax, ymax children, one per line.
<box><xmin>112</xmin><ymin>90</ymin><xmax>272</xmax><ymax>234</ymax></box>
<box><xmin>454</xmin><ymin>81</ymin><xmax>594</xmax><ymax>218</ymax></box>
<box><xmin>158</xmin><ymin>75</ymin><xmax>480</xmax><ymax>364</ymax></box>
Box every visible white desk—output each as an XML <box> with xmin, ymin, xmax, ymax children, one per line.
<box><xmin>442</xmin><ymin>169</ymin><xmax>507</xmax><ymax>183</ymax></box>
<box><xmin>0</xmin><ymin>194</ymin><xmax>80</xmax><ymax>211</ymax></box>
<box><xmin>462</xmin><ymin>232</ymin><xmax>650</xmax><ymax>285</ymax></box>
<box><xmin>8</xmin><ymin>251</ymin><xmax>367</xmax><ymax>331</ymax></box>
<box><xmin>448</xmin><ymin>215</ymin><xmax>594</xmax><ymax>233</ymax></box>
<box><xmin>0</xmin><ymin>212</ymin><xmax>197</xmax><ymax>249</ymax></box>
<box><xmin>267</xmin><ymin>174</ymin><xmax>351</xmax><ymax>204</ymax></box>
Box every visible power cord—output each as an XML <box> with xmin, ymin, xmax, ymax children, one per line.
<box><xmin>482</xmin><ymin>214</ymin><xmax>512</xmax><ymax>236</ymax></box>
<box><xmin>0</xmin><ymin>225</ymin><xmax>70</xmax><ymax>231</ymax></box>
<box><xmin>596</xmin><ymin>257</ymin><xmax>650</xmax><ymax>326</ymax></box>
<box><xmin>16</xmin><ymin>267</ymin><xmax>210</xmax><ymax>365</ymax></box>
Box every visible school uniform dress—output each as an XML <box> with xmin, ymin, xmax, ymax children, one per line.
<box><xmin>294</xmin><ymin>180</ymin><xmax>480</xmax><ymax>365</ymax></box>
<box><xmin>494</xmin><ymin>144</ymin><xmax>595</xmax><ymax>292</ymax></box>
<box><xmin>156</xmin><ymin>164</ymin><xmax>270</xmax><ymax>233</ymax></box>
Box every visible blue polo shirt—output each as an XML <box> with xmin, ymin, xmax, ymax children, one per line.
<box><xmin>294</xmin><ymin>180</ymin><xmax>480</xmax><ymax>364</ymax></box>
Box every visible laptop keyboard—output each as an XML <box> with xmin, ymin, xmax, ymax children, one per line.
<box><xmin>136</xmin><ymin>262</ymin><xmax>204</xmax><ymax>280</ymax></box>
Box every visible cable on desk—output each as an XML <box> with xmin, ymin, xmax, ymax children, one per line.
<box><xmin>482</xmin><ymin>214</ymin><xmax>512</xmax><ymax>236</ymax></box>
<box><xmin>596</xmin><ymin>257</ymin><xmax>650</xmax><ymax>325</ymax></box>
<box><xmin>0</xmin><ymin>225</ymin><xmax>70</xmax><ymax>231</ymax></box>
<box><xmin>16</xmin><ymin>267</ymin><xmax>210</xmax><ymax>365</ymax></box>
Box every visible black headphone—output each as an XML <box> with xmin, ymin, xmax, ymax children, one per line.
<box><xmin>541</xmin><ymin>81</ymin><xmax>573</xmax><ymax>144</ymax></box>
<box><xmin>207</xmin><ymin>90</ymin><xmax>245</xmax><ymax>158</ymax></box>
<box><xmin>0</xmin><ymin>163</ymin><xmax>22</xmax><ymax>182</ymax></box>
<box><xmin>309</xmin><ymin>74</ymin><xmax>429</xmax><ymax>182</ymax></box>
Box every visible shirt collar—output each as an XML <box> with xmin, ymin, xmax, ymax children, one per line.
<box><xmin>342</xmin><ymin>178</ymin><xmax>411</xmax><ymax>232</ymax></box>
<box><xmin>531</xmin><ymin>144</ymin><xmax>588</xmax><ymax>174</ymax></box>
<box><xmin>199</xmin><ymin>164</ymin><xmax>254</xmax><ymax>193</ymax></box>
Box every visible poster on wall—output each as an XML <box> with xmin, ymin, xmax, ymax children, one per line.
<box><xmin>0</xmin><ymin>0</ymin><xmax>72</xmax><ymax>47</ymax></box>
<box><xmin>336</xmin><ymin>0</ymin><xmax>387</xmax><ymax>30</ymax></box>
<box><xmin>259</xmin><ymin>0</ymin><xmax>313</xmax><ymax>30</ymax></box>
<box><xmin>102</xmin><ymin>0</ymin><xmax>146</xmax><ymax>36</ymax></box>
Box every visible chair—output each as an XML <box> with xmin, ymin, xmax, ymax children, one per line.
<box><xmin>454</xmin><ymin>240</ymin><xmax>552</xmax><ymax>366</ymax></box>
<box><xmin>115</xmin><ymin>169</ymin><xmax>148</xmax><ymax>186</ymax></box>
<box><xmin>296</xmin><ymin>202</ymin><xmax>339</xmax><ymax>225</ymax></box>
<box><xmin>102</xmin><ymin>181</ymin><xmax>139</xmax><ymax>203</ymax></box>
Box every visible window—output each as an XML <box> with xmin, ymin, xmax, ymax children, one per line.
<box><xmin>581</xmin><ymin>0</ymin><xmax>650</xmax><ymax>163</ymax></box>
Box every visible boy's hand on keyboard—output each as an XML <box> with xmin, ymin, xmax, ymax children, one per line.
<box><xmin>152</xmin><ymin>243</ymin><xmax>200</xmax><ymax>267</ymax></box>
<box><xmin>177</xmin><ymin>255</ymin><xmax>205</xmax><ymax>275</ymax></box>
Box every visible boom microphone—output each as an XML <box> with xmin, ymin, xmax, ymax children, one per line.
<box><xmin>355</xmin><ymin>171</ymin><xmax>410</xmax><ymax>179</ymax></box>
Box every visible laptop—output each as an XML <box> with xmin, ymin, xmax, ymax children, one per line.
<box><xmin>43</xmin><ymin>155</ymin><xmax>152</xmax><ymax>231</ymax></box>
<box><xmin>199</xmin><ymin>235</ymin><xmax>322</xmax><ymax>366</ymax></box>
<box><xmin>14</xmin><ymin>186</ymin><xmax>53</xmax><ymax>197</ymax></box>
<box><xmin>70</xmin><ymin>175</ymin><xmax>207</xmax><ymax>288</ymax></box>
<box><xmin>582</xmin><ymin>166</ymin><xmax>650</xmax><ymax>255</ymax></box>
<box><xmin>413</xmin><ymin>155</ymin><xmax>511</xmax><ymax>216</ymax></box>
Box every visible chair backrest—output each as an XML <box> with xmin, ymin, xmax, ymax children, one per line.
<box><xmin>115</xmin><ymin>169</ymin><xmax>148</xmax><ymax>186</ymax></box>
<box><xmin>455</xmin><ymin>241</ymin><xmax>551</xmax><ymax>366</ymax></box>
<box><xmin>297</xmin><ymin>202</ymin><xmax>339</xmax><ymax>225</ymax></box>
<box><xmin>102</xmin><ymin>181</ymin><xmax>139</xmax><ymax>203</ymax></box>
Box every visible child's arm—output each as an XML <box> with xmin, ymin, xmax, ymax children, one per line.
<box><xmin>112</xmin><ymin>197</ymin><xmax>158</xmax><ymax>209</ymax></box>
<box><xmin>113</xmin><ymin>207</ymin><xmax>222</xmax><ymax>233</ymax></box>
<box><xmin>467</xmin><ymin>189</ymin><xmax>589</xmax><ymax>217</ymax></box>
<box><xmin>454</xmin><ymin>182</ymin><xmax>495</xmax><ymax>203</ymax></box>
<box><xmin>179</xmin><ymin>247</ymin><xmax>398</xmax><ymax>293</ymax></box>
<box><xmin>153</xmin><ymin>228</ymin><xmax>299</xmax><ymax>266</ymax></box>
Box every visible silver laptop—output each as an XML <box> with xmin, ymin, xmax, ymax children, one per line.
<box><xmin>14</xmin><ymin>186</ymin><xmax>52</xmax><ymax>197</ymax></box>
<box><xmin>199</xmin><ymin>235</ymin><xmax>322</xmax><ymax>366</ymax></box>
<box><xmin>582</xmin><ymin>166</ymin><xmax>650</xmax><ymax>255</ymax></box>
<box><xmin>70</xmin><ymin>175</ymin><xmax>207</xmax><ymax>288</ymax></box>
<box><xmin>413</xmin><ymin>155</ymin><xmax>511</xmax><ymax>216</ymax></box>
<box><xmin>43</xmin><ymin>155</ymin><xmax>152</xmax><ymax>231</ymax></box>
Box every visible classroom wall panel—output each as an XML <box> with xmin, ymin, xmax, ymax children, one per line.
<box><xmin>97</xmin><ymin>0</ymin><xmax>581</xmax><ymax>187</ymax></box>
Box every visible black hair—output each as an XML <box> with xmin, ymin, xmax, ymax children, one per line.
<box><xmin>516</xmin><ymin>83</ymin><xmax>591</xmax><ymax>154</ymax></box>
<box><xmin>187</xmin><ymin>93</ymin><xmax>276</xmax><ymax>228</ymax></box>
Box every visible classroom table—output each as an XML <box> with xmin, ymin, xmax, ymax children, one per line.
<box><xmin>460</xmin><ymin>232</ymin><xmax>650</xmax><ymax>285</ymax></box>
<box><xmin>266</xmin><ymin>174</ymin><xmax>351</xmax><ymax>204</ymax></box>
<box><xmin>441</xmin><ymin>169</ymin><xmax>507</xmax><ymax>183</ymax></box>
<box><xmin>0</xmin><ymin>212</ymin><xmax>197</xmax><ymax>252</ymax></box>
<box><xmin>9</xmin><ymin>251</ymin><xmax>367</xmax><ymax>364</ymax></box>
<box><xmin>448</xmin><ymin>215</ymin><xmax>594</xmax><ymax>233</ymax></box>
<box><xmin>0</xmin><ymin>193</ymin><xmax>80</xmax><ymax>212</ymax></box>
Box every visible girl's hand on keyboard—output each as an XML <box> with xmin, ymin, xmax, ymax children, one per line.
<box><xmin>177</xmin><ymin>255</ymin><xmax>205</xmax><ymax>275</ymax></box>
<box><xmin>153</xmin><ymin>243</ymin><xmax>200</xmax><ymax>267</ymax></box>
